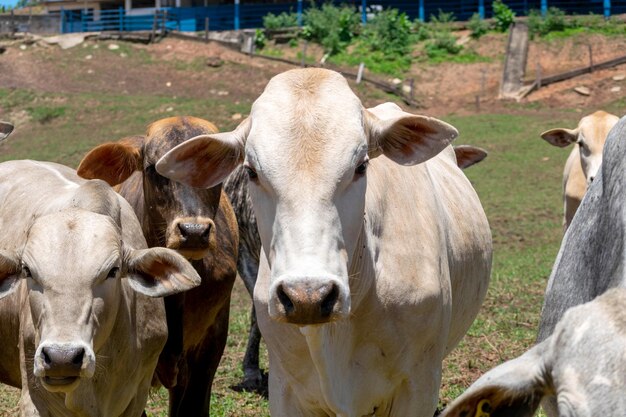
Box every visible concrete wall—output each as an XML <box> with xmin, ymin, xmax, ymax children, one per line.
<box><xmin>0</xmin><ymin>14</ymin><xmax>61</xmax><ymax>34</ymax></box>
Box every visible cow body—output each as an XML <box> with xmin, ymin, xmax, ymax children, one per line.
<box><xmin>0</xmin><ymin>160</ymin><xmax>199</xmax><ymax>417</ymax></box>
<box><xmin>156</xmin><ymin>69</ymin><xmax>492</xmax><ymax>416</ymax></box>
<box><xmin>442</xmin><ymin>287</ymin><xmax>626</xmax><ymax>417</ymax></box>
<box><xmin>541</xmin><ymin>111</ymin><xmax>618</xmax><ymax>230</ymax></box>
<box><xmin>78</xmin><ymin>117</ymin><xmax>239</xmax><ymax>417</ymax></box>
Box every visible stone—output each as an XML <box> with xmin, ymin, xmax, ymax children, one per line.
<box><xmin>206</xmin><ymin>56</ymin><xmax>224</xmax><ymax>68</ymax></box>
<box><xmin>612</xmin><ymin>74</ymin><xmax>625</xmax><ymax>81</ymax></box>
<box><xmin>85</xmin><ymin>54</ymin><xmax>93</xmax><ymax>60</ymax></box>
<box><xmin>108</xmin><ymin>44</ymin><xmax>119</xmax><ymax>50</ymax></box>
<box><xmin>611</xmin><ymin>86</ymin><xmax>621</xmax><ymax>93</ymax></box>
<box><xmin>573</xmin><ymin>86</ymin><xmax>591</xmax><ymax>96</ymax></box>
<box><xmin>231</xmin><ymin>113</ymin><xmax>242</xmax><ymax>121</ymax></box>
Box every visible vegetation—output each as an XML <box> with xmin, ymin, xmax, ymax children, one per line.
<box><xmin>301</xmin><ymin>3</ymin><xmax>360</xmax><ymax>55</ymax></box>
<box><xmin>492</xmin><ymin>0</ymin><xmax>516</xmax><ymax>32</ymax></box>
<box><xmin>468</xmin><ymin>12</ymin><xmax>489</xmax><ymax>39</ymax></box>
<box><xmin>262</xmin><ymin>11</ymin><xmax>298</xmax><ymax>30</ymax></box>
<box><xmin>528</xmin><ymin>9</ymin><xmax>626</xmax><ymax>39</ymax></box>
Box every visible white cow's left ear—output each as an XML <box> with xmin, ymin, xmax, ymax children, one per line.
<box><xmin>125</xmin><ymin>247</ymin><xmax>201</xmax><ymax>297</ymax></box>
<box><xmin>365</xmin><ymin>103</ymin><xmax>458</xmax><ymax>165</ymax></box>
<box><xmin>441</xmin><ymin>340</ymin><xmax>550</xmax><ymax>417</ymax></box>
<box><xmin>0</xmin><ymin>250</ymin><xmax>21</xmax><ymax>300</ymax></box>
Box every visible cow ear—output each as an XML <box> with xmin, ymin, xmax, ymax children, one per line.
<box><xmin>454</xmin><ymin>145</ymin><xmax>488</xmax><ymax>169</ymax></box>
<box><xmin>540</xmin><ymin>128</ymin><xmax>579</xmax><ymax>148</ymax></box>
<box><xmin>156</xmin><ymin>118</ymin><xmax>249</xmax><ymax>189</ymax></box>
<box><xmin>125</xmin><ymin>247</ymin><xmax>201</xmax><ymax>298</ymax></box>
<box><xmin>0</xmin><ymin>121</ymin><xmax>14</xmax><ymax>141</ymax></box>
<box><xmin>365</xmin><ymin>103</ymin><xmax>458</xmax><ymax>166</ymax></box>
<box><xmin>442</xmin><ymin>342</ymin><xmax>549</xmax><ymax>417</ymax></box>
<box><xmin>77</xmin><ymin>136</ymin><xmax>145</xmax><ymax>186</ymax></box>
<box><xmin>0</xmin><ymin>250</ymin><xmax>21</xmax><ymax>300</ymax></box>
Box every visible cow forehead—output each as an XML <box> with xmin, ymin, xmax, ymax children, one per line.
<box><xmin>144</xmin><ymin>116</ymin><xmax>219</xmax><ymax>163</ymax></box>
<box><xmin>24</xmin><ymin>210</ymin><xmax>121</xmax><ymax>276</ymax></box>
<box><xmin>248</xmin><ymin>69</ymin><xmax>366</xmax><ymax>174</ymax></box>
<box><xmin>579</xmin><ymin>111</ymin><xmax>619</xmax><ymax>147</ymax></box>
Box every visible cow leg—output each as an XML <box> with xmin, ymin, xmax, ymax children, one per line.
<box><xmin>156</xmin><ymin>293</ymin><xmax>185</xmax><ymax>389</ymax></box>
<box><xmin>169</xmin><ymin>301</ymin><xmax>231</xmax><ymax>417</ymax></box>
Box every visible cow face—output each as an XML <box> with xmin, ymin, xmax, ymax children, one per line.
<box><xmin>78</xmin><ymin>117</ymin><xmax>222</xmax><ymax>260</ymax></box>
<box><xmin>541</xmin><ymin>111</ymin><xmax>619</xmax><ymax>186</ymax></box>
<box><xmin>0</xmin><ymin>210</ymin><xmax>199</xmax><ymax>393</ymax></box>
<box><xmin>156</xmin><ymin>69</ymin><xmax>457</xmax><ymax>325</ymax></box>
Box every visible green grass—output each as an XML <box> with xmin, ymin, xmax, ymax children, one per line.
<box><xmin>0</xmin><ymin>83</ymin><xmax>593</xmax><ymax>416</ymax></box>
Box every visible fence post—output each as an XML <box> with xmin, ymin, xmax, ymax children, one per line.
<box><xmin>361</xmin><ymin>0</ymin><xmax>366</xmax><ymax>24</ymax></box>
<box><xmin>60</xmin><ymin>7</ymin><xmax>65</xmax><ymax>33</ymax></box>
<box><xmin>297</xmin><ymin>0</ymin><xmax>303</xmax><ymax>26</ymax></box>
<box><xmin>541</xmin><ymin>0</ymin><xmax>547</xmax><ymax>16</ymax></box>
<box><xmin>604</xmin><ymin>0</ymin><xmax>611</xmax><ymax>20</ymax></box>
<box><xmin>419</xmin><ymin>0</ymin><xmax>424</xmax><ymax>21</ymax></box>
<box><xmin>234</xmin><ymin>0</ymin><xmax>240</xmax><ymax>30</ymax></box>
<box><xmin>119</xmin><ymin>6</ymin><xmax>124</xmax><ymax>31</ymax></box>
<box><xmin>478</xmin><ymin>0</ymin><xmax>484</xmax><ymax>19</ymax></box>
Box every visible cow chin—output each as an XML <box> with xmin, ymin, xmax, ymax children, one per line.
<box><xmin>40</xmin><ymin>375</ymin><xmax>82</xmax><ymax>393</ymax></box>
<box><xmin>173</xmin><ymin>247</ymin><xmax>209</xmax><ymax>261</ymax></box>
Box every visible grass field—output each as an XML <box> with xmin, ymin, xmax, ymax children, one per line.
<box><xmin>0</xmin><ymin>82</ymin><xmax>620</xmax><ymax>416</ymax></box>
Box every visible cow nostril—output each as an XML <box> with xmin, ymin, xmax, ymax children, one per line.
<box><xmin>71</xmin><ymin>348</ymin><xmax>85</xmax><ymax>366</ymax></box>
<box><xmin>201</xmin><ymin>224</ymin><xmax>212</xmax><ymax>240</ymax></box>
<box><xmin>589</xmin><ymin>176</ymin><xmax>595</xmax><ymax>183</ymax></box>
<box><xmin>42</xmin><ymin>348</ymin><xmax>52</xmax><ymax>365</ymax></box>
<box><xmin>177</xmin><ymin>222</ymin><xmax>188</xmax><ymax>238</ymax></box>
<box><xmin>276</xmin><ymin>284</ymin><xmax>295</xmax><ymax>315</ymax></box>
<box><xmin>320</xmin><ymin>284</ymin><xmax>339</xmax><ymax>317</ymax></box>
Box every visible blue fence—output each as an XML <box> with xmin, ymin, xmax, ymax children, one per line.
<box><xmin>61</xmin><ymin>0</ymin><xmax>626</xmax><ymax>34</ymax></box>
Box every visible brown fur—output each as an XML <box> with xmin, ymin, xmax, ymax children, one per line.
<box><xmin>78</xmin><ymin>116</ymin><xmax>238</xmax><ymax>417</ymax></box>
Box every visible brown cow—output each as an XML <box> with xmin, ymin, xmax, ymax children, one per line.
<box><xmin>78</xmin><ymin>116</ymin><xmax>238</xmax><ymax>417</ymax></box>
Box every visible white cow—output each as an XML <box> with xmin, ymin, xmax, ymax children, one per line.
<box><xmin>0</xmin><ymin>160</ymin><xmax>200</xmax><ymax>417</ymax></box>
<box><xmin>540</xmin><ymin>111</ymin><xmax>618</xmax><ymax>230</ymax></box>
<box><xmin>442</xmin><ymin>287</ymin><xmax>626</xmax><ymax>417</ymax></box>
<box><xmin>156</xmin><ymin>68</ymin><xmax>492</xmax><ymax>417</ymax></box>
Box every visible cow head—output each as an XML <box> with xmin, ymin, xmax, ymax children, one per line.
<box><xmin>0</xmin><ymin>182</ymin><xmax>200</xmax><ymax>393</ymax></box>
<box><xmin>156</xmin><ymin>69</ymin><xmax>457</xmax><ymax>325</ymax></box>
<box><xmin>541</xmin><ymin>111</ymin><xmax>619</xmax><ymax>186</ymax></box>
<box><xmin>78</xmin><ymin>117</ymin><xmax>223</xmax><ymax>260</ymax></box>
<box><xmin>0</xmin><ymin>121</ymin><xmax>14</xmax><ymax>141</ymax></box>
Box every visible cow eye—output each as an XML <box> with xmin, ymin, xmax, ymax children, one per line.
<box><xmin>107</xmin><ymin>267</ymin><xmax>119</xmax><ymax>279</ymax></box>
<box><xmin>245</xmin><ymin>165</ymin><xmax>258</xmax><ymax>181</ymax></box>
<box><xmin>22</xmin><ymin>265</ymin><xmax>32</xmax><ymax>278</ymax></box>
<box><xmin>355</xmin><ymin>161</ymin><xmax>368</xmax><ymax>176</ymax></box>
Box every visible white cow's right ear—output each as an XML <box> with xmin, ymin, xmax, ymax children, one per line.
<box><xmin>156</xmin><ymin>118</ymin><xmax>250</xmax><ymax>189</ymax></box>
<box><xmin>125</xmin><ymin>247</ymin><xmax>201</xmax><ymax>297</ymax></box>
<box><xmin>541</xmin><ymin>128</ymin><xmax>579</xmax><ymax>148</ymax></box>
<box><xmin>441</xmin><ymin>341</ymin><xmax>550</xmax><ymax>417</ymax></box>
<box><xmin>365</xmin><ymin>103</ymin><xmax>458</xmax><ymax>166</ymax></box>
<box><xmin>0</xmin><ymin>250</ymin><xmax>21</xmax><ymax>299</ymax></box>
<box><xmin>0</xmin><ymin>121</ymin><xmax>14</xmax><ymax>141</ymax></box>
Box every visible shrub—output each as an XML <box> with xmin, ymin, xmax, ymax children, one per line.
<box><xmin>262</xmin><ymin>11</ymin><xmax>298</xmax><ymax>30</ymax></box>
<box><xmin>492</xmin><ymin>0</ymin><xmax>515</xmax><ymax>32</ymax></box>
<box><xmin>468</xmin><ymin>12</ymin><xmax>490</xmax><ymax>39</ymax></box>
<box><xmin>411</xmin><ymin>19</ymin><xmax>431</xmax><ymax>41</ymax></box>
<box><xmin>430</xmin><ymin>9</ymin><xmax>455</xmax><ymax>31</ymax></box>
<box><xmin>425</xmin><ymin>31</ymin><xmax>462</xmax><ymax>59</ymax></box>
<box><xmin>302</xmin><ymin>3</ymin><xmax>360</xmax><ymax>54</ymax></box>
<box><xmin>254</xmin><ymin>28</ymin><xmax>266</xmax><ymax>49</ymax></box>
<box><xmin>362</xmin><ymin>8</ymin><xmax>412</xmax><ymax>56</ymax></box>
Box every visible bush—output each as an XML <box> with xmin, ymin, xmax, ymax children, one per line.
<box><xmin>362</xmin><ymin>9</ymin><xmax>412</xmax><ymax>56</ymax></box>
<box><xmin>425</xmin><ymin>31</ymin><xmax>462</xmax><ymax>59</ymax></box>
<box><xmin>430</xmin><ymin>9</ymin><xmax>455</xmax><ymax>31</ymax></box>
<box><xmin>254</xmin><ymin>28</ymin><xmax>266</xmax><ymax>49</ymax></box>
<box><xmin>262</xmin><ymin>11</ymin><xmax>298</xmax><ymax>30</ymax></box>
<box><xmin>528</xmin><ymin>7</ymin><xmax>567</xmax><ymax>37</ymax></box>
<box><xmin>492</xmin><ymin>0</ymin><xmax>515</xmax><ymax>32</ymax></box>
<box><xmin>302</xmin><ymin>3</ymin><xmax>360</xmax><ymax>55</ymax></box>
<box><xmin>411</xmin><ymin>19</ymin><xmax>431</xmax><ymax>41</ymax></box>
<box><xmin>468</xmin><ymin>12</ymin><xmax>490</xmax><ymax>39</ymax></box>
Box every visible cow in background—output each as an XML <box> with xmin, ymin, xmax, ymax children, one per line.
<box><xmin>78</xmin><ymin>117</ymin><xmax>238</xmax><ymax>417</ymax></box>
<box><xmin>0</xmin><ymin>121</ymin><xmax>14</xmax><ymax>141</ymax></box>
<box><xmin>0</xmin><ymin>160</ymin><xmax>199</xmax><ymax>416</ymax></box>
<box><xmin>541</xmin><ymin>111</ymin><xmax>618</xmax><ymax>230</ymax></box>
<box><xmin>157</xmin><ymin>68</ymin><xmax>492</xmax><ymax>416</ymax></box>
<box><xmin>535</xmin><ymin>115</ymin><xmax>626</xmax><ymax>416</ymax></box>
<box><xmin>441</xmin><ymin>288</ymin><xmax>626</xmax><ymax>417</ymax></box>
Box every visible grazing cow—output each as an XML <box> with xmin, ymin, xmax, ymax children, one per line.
<box><xmin>0</xmin><ymin>160</ymin><xmax>200</xmax><ymax>416</ymax></box>
<box><xmin>540</xmin><ymin>111</ymin><xmax>618</xmax><ymax>230</ymax></box>
<box><xmin>227</xmin><ymin>141</ymin><xmax>490</xmax><ymax>391</ymax></box>
<box><xmin>441</xmin><ymin>287</ymin><xmax>626</xmax><ymax>417</ymax></box>
<box><xmin>77</xmin><ymin>116</ymin><xmax>239</xmax><ymax>417</ymax></box>
<box><xmin>534</xmin><ymin>115</ymin><xmax>626</xmax><ymax>416</ymax></box>
<box><xmin>157</xmin><ymin>68</ymin><xmax>492</xmax><ymax>416</ymax></box>
<box><xmin>0</xmin><ymin>121</ymin><xmax>14</xmax><ymax>141</ymax></box>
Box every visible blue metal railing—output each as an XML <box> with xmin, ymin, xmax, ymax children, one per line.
<box><xmin>61</xmin><ymin>0</ymin><xmax>626</xmax><ymax>34</ymax></box>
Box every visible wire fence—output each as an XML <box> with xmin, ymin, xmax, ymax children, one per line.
<box><xmin>61</xmin><ymin>0</ymin><xmax>625</xmax><ymax>34</ymax></box>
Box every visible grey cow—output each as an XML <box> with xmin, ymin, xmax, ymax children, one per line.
<box><xmin>226</xmin><ymin>143</ymin><xmax>490</xmax><ymax>391</ymax></box>
<box><xmin>441</xmin><ymin>287</ymin><xmax>626</xmax><ymax>417</ymax></box>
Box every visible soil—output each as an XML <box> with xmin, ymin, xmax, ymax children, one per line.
<box><xmin>2</xmin><ymin>30</ymin><xmax>626</xmax><ymax>121</ymax></box>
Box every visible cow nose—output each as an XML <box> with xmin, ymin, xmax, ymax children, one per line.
<box><xmin>41</xmin><ymin>346</ymin><xmax>84</xmax><ymax>376</ymax></box>
<box><xmin>272</xmin><ymin>278</ymin><xmax>348</xmax><ymax>325</ymax></box>
<box><xmin>177</xmin><ymin>222</ymin><xmax>212</xmax><ymax>248</ymax></box>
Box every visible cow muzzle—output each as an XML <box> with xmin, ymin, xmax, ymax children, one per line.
<box><xmin>269</xmin><ymin>276</ymin><xmax>350</xmax><ymax>325</ymax></box>
<box><xmin>34</xmin><ymin>342</ymin><xmax>96</xmax><ymax>392</ymax></box>
<box><xmin>168</xmin><ymin>217</ymin><xmax>215</xmax><ymax>260</ymax></box>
